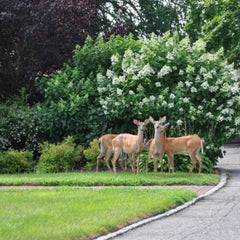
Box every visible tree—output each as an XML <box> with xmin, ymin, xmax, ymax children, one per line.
<box><xmin>98</xmin><ymin>0</ymin><xmax>190</xmax><ymax>37</ymax></box>
<box><xmin>0</xmin><ymin>0</ymin><xmax>102</xmax><ymax>98</ymax></box>
<box><xmin>185</xmin><ymin>0</ymin><xmax>240</xmax><ymax>67</ymax></box>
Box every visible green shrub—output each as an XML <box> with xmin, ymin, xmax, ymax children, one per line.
<box><xmin>36</xmin><ymin>136</ymin><xmax>83</xmax><ymax>173</ymax></box>
<box><xmin>37</xmin><ymin>33</ymin><xmax>240</xmax><ymax>165</ymax></box>
<box><xmin>36</xmin><ymin>35</ymin><xmax>142</xmax><ymax>147</ymax></box>
<box><xmin>83</xmin><ymin>139</ymin><xmax>100</xmax><ymax>170</ymax></box>
<box><xmin>0</xmin><ymin>89</ymin><xmax>47</xmax><ymax>153</ymax></box>
<box><xmin>0</xmin><ymin>149</ymin><xmax>34</xmax><ymax>174</ymax></box>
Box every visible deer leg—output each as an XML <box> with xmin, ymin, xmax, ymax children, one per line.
<box><xmin>160</xmin><ymin>153</ymin><xmax>165</xmax><ymax>176</ymax></box>
<box><xmin>111</xmin><ymin>151</ymin><xmax>120</xmax><ymax>174</ymax></box>
<box><xmin>120</xmin><ymin>153</ymin><xmax>128</xmax><ymax>171</ymax></box>
<box><xmin>128</xmin><ymin>154</ymin><xmax>134</xmax><ymax>173</ymax></box>
<box><xmin>104</xmin><ymin>150</ymin><xmax>113</xmax><ymax>172</ymax></box>
<box><xmin>153</xmin><ymin>155</ymin><xmax>158</xmax><ymax>176</ymax></box>
<box><xmin>124</xmin><ymin>154</ymin><xmax>127</xmax><ymax>171</ymax></box>
<box><xmin>145</xmin><ymin>154</ymin><xmax>151</xmax><ymax>175</ymax></box>
<box><xmin>167</xmin><ymin>153</ymin><xmax>174</xmax><ymax>174</ymax></box>
<box><xmin>188</xmin><ymin>153</ymin><xmax>198</xmax><ymax>174</ymax></box>
<box><xmin>196</xmin><ymin>152</ymin><xmax>203</xmax><ymax>174</ymax></box>
<box><xmin>132</xmin><ymin>154</ymin><xmax>136</xmax><ymax>174</ymax></box>
<box><xmin>96</xmin><ymin>150</ymin><xmax>105</xmax><ymax>172</ymax></box>
<box><xmin>129</xmin><ymin>154</ymin><xmax>136</xmax><ymax>174</ymax></box>
<box><xmin>118</xmin><ymin>153</ymin><xmax>125</xmax><ymax>171</ymax></box>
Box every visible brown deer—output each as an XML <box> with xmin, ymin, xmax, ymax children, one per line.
<box><xmin>96</xmin><ymin>134</ymin><xmax>118</xmax><ymax>172</ymax></box>
<box><xmin>97</xmin><ymin>134</ymin><xmax>151</xmax><ymax>172</ymax></box>
<box><xmin>111</xmin><ymin>118</ymin><xmax>150</xmax><ymax>174</ymax></box>
<box><xmin>146</xmin><ymin>116</ymin><xmax>204</xmax><ymax>176</ymax></box>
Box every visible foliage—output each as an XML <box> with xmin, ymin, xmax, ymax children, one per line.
<box><xmin>99</xmin><ymin>0</ymin><xmax>190</xmax><ymax>37</ymax></box>
<box><xmin>0</xmin><ymin>149</ymin><xmax>34</xmax><ymax>174</ymax></box>
<box><xmin>0</xmin><ymin>171</ymin><xmax>220</xmax><ymax>187</ymax></box>
<box><xmin>0</xmin><ymin>89</ymin><xmax>47</xmax><ymax>153</ymax></box>
<box><xmin>37</xmin><ymin>34</ymin><xmax>142</xmax><ymax>146</ymax></box>
<box><xmin>38</xmin><ymin>32</ymin><xmax>239</xmax><ymax>164</ymax></box>
<box><xmin>97</xmin><ymin>32</ymin><xmax>240</xmax><ymax>164</ymax></box>
<box><xmin>0</xmin><ymin>0</ymin><xmax>101</xmax><ymax>98</ymax></box>
<box><xmin>185</xmin><ymin>0</ymin><xmax>240</xmax><ymax>67</ymax></box>
<box><xmin>83</xmin><ymin>139</ymin><xmax>100</xmax><ymax>170</ymax></box>
<box><xmin>0</xmin><ymin>187</ymin><xmax>196</xmax><ymax>240</ymax></box>
<box><xmin>36</xmin><ymin>136</ymin><xmax>83</xmax><ymax>173</ymax></box>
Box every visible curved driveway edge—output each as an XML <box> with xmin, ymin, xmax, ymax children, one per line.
<box><xmin>95</xmin><ymin>168</ymin><xmax>227</xmax><ymax>240</ymax></box>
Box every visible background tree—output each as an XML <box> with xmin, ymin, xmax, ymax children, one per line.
<box><xmin>98</xmin><ymin>0</ymin><xmax>190</xmax><ymax>37</ymax></box>
<box><xmin>185</xmin><ymin>0</ymin><xmax>240</xmax><ymax>67</ymax></box>
<box><xmin>0</xmin><ymin>0</ymin><xmax>102</xmax><ymax>99</ymax></box>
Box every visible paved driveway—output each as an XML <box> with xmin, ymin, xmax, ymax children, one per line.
<box><xmin>113</xmin><ymin>144</ymin><xmax>240</xmax><ymax>240</ymax></box>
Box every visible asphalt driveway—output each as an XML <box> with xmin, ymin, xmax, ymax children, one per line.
<box><xmin>112</xmin><ymin>144</ymin><xmax>240</xmax><ymax>240</ymax></box>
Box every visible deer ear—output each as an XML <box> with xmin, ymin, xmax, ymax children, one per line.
<box><xmin>149</xmin><ymin>116</ymin><xmax>154</xmax><ymax>122</ymax></box>
<box><xmin>144</xmin><ymin>118</ymin><xmax>150</xmax><ymax>124</ymax></box>
<box><xmin>163</xmin><ymin>123</ymin><xmax>170</xmax><ymax>129</ymax></box>
<box><xmin>133</xmin><ymin>119</ymin><xmax>138</xmax><ymax>125</ymax></box>
<box><xmin>160</xmin><ymin>116</ymin><xmax>166</xmax><ymax>123</ymax></box>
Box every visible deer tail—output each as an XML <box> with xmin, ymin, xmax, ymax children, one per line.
<box><xmin>201</xmin><ymin>139</ymin><xmax>204</xmax><ymax>154</ymax></box>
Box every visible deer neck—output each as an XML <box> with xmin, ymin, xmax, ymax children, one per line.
<box><xmin>154</xmin><ymin>129</ymin><xmax>165</xmax><ymax>147</ymax></box>
<box><xmin>136</xmin><ymin>129</ymin><xmax>144</xmax><ymax>145</ymax></box>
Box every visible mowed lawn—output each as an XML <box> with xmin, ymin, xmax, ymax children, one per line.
<box><xmin>0</xmin><ymin>187</ymin><xmax>197</xmax><ymax>240</ymax></box>
<box><xmin>0</xmin><ymin>171</ymin><xmax>220</xmax><ymax>186</ymax></box>
<box><xmin>0</xmin><ymin>171</ymin><xmax>220</xmax><ymax>240</ymax></box>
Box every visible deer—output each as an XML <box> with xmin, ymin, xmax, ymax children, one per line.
<box><xmin>111</xmin><ymin>118</ymin><xmax>150</xmax><ymax>174</ymax></box>
<box><xmin>146</xmin><ymin>116</ymin><xmax>204</xmax><ymax>176</ymax></box>
<box><xmin>96</xmin><ymin>134</ymin><xmax>118</xmax><ymax>172</ymax></box>
<box><xmin>97</xmin><ymin>134</ymin><xmax>152</xmax><ymax>172</ymax></box>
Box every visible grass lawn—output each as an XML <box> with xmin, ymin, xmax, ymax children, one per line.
<box><xmin>0</xmin><ymin>171</ymin><xmax>220</xmax><ymax>186</ymax></box>
<box><xmin>0</xmin><ymin>187</ymin><xmax>197</xmax><ymax>240</ymax></box>
<box><xmin>0</xmin><ymin>171</ymin><xmax>220</xmax><ymax>239</ymax></box>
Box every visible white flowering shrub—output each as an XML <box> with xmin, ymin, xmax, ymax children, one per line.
<box><xmin>39</xmin><ymin>33</ymin><xmax>239</xmax><ymax>164</ymax></box>
<box><xmin>97</xmin><ymin>32</ymin><xmax>240</xmax><ymax>163</ymax></box>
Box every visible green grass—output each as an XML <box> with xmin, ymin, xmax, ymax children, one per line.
<box><xmin>0</xmin><ymin>187</ymin><xmax>197</xmax><ymax>240</ymax></box>
<box><xmin>0</xmin><ymin>171</ymin><xmax>220</xmax><ymax>186</ymax></box>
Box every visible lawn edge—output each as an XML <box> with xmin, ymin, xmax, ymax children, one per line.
<box><xmin>94</xmin><ymin>167</ymin><xmax>227</xmax><ymax>240</ymax></box>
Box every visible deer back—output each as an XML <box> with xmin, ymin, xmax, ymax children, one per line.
<box><xmin>112</xmin><ymin>133</ymin><xmax>139</xmax><ymax>154</ymax></box>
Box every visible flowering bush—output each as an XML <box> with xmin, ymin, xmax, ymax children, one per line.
<box><xmin>38</xmin><ymin>33</ymin><xmax>239</xmax><ymax>164</ymax></box>
<box><xmin>97</xmin><ymin>32</ymin><xmax>240</xmax><ymax>163</ymax></box>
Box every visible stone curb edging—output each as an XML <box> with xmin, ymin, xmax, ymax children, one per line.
<box><xmin>95</xmin><ymin>167</ymin><xmax>227</xmax><ymax>240</ymax></box>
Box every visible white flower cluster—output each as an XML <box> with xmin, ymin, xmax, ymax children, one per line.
<box><xmin>149</xmin><ymin>95</ymin><xmax>156</xmax><ymax>101</ymax></box>
<box><xmin>191</xmin><ymin>87</ymin><xmax>197</xmax><ymax>93</ymax></box>
<box><xmin>138</xmin><ymin>64</ymin><xmax>155</xmax><ymax>78</ymax></box>
<box><xmin>157</xmin><ymin>65</ymin><xmax>172</xmax><ymax>78</ymax></box>
<box><xmin>186</xmin><ymin>65</ymin><xmax>195</xmax><ymax>73</ymax></box>
<box><xmin>112</xmin><ymin>75</ymin><xmax>126</xmax><ymax>85</ymax></box>
<box><xmin>97</xmin><ymin>73</ymin><xmax>104</xmax><ymax>83</ymax></box>
<box><xmin>193</xmin><ymin>39</ymin><xmax>206</xmax><ymax>51</ymax></box>
<box><xmin>176</xmin><ymin>119</ymin><xmax>183</xmax><ymax>126</ymax></box>
<box><xmin>111</xmin><ymin>54</ymin><xmax>119</xmax><ymax>65</ymax></box>
<box><xmin>201</xmin><ymin>81</ymin><xmax>209</xmax><ymax>89</ymax></box>
<box><xmin>206</xmin><ymin>112</ymin><xmax>214</xmax><ymax>118</ymax></box>
<box><xmin>117</xmin><ymin>88</ymin><xmax>123</xmax><ymax>95</ymax></box>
